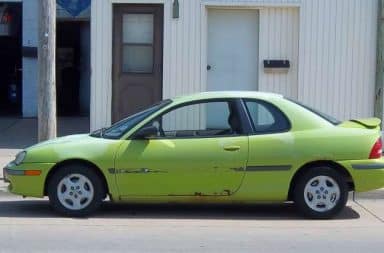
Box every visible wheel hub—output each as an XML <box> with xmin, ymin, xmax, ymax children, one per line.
<box><xmin>57</xmin><ymin>173</ymin><xmax>94</xmax><ymax>211</ymax></box>
<box><xmin>303</xmin><ymin>175</ymin><xmax>340</xmax><ymax>212</ymax></box>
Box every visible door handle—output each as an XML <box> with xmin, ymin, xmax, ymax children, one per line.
<box><xmin>223</xmin><ymin>145</ymin><xmax>240</xmax><ymax>151</ymax></box>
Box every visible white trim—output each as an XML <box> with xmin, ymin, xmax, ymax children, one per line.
<box><xmin>91</xmin><ymin>1</ymin><xmax>112</xmax><ymax>130</ymax></box>
<box><xmin>201</xmin><ymin>0</ymin><xmax>300</xmax><ymax>8</ymax></box>
<box><xmin>162</xmin><ymin>0</ymin><xmax>171</xmax><ymax>99</ymax></box>
<box><xmin>200</xmin><ymin>3</ymin><xmax>207</xmax><ymax>94</ymax></box>
<box><xmin>110</xmin><ymin>0</ymin><xmax>165</xmax><ymax>3</ymax></box>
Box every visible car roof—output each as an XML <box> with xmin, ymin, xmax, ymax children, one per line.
<box><xmin>171</xmin><ymin>91</ymin><xmax>283</xmax><ymax>103</ymax></box>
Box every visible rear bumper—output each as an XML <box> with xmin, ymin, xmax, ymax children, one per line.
<box><xmin>338</xmin><ymin>158</ymin><xmax>384</xmax><ymax>192</ymax></box>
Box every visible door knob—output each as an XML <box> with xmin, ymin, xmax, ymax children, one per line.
<box><xmin>207</xmin><ymin>65</ymin><xmax>212</xmax><ymax>71</ymax></box>
<box><xmin>223</xmin><ymin>145</ymin><xmax>240</xmax><ymax>151</ymax></box>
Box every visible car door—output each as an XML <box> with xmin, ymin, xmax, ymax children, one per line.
<box><xmin>114</xmin><ymin>100</ymin><xmax>249</xmax><ymax>197</ymax></box>
<box><xmin>242</xmin><ymin>99</ymin><xmax>295</xmax><ymax>199</ymax></box>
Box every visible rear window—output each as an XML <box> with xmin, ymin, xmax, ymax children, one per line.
<box><xmin>286</xmin><ymin>98</ymin><xmax>341</xmax><ymax>125</ymax></box>
<box><xmin>244</xmin><ymin>100</ymin><xmax>291</xmax><ymax>134</ymax></box>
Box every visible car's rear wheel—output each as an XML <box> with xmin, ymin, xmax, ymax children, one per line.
<box><xmin>47</xmin><ymin>165</ymin><xmax>105</xmax><ymax>217</ymax></box>
<box><xmin>293</xmin><ymin>167</ymin><xmax>348</xmax><ymax>219</ymax></box>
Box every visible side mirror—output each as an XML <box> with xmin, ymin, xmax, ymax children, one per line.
<box><xmin>133</xmin><ymin>126</ymin><xmax>158</xmax><ymax>139</ymax></box>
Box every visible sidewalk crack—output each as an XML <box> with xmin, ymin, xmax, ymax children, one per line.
<box><xmin>353</xmin><ymin>192</ymin><xmax>384</xmax><ymax>223</ymax></box>
<box><xmin>0</xmin><ymin>119</ymin><xmax>19</xmax><ymax>133</ymax></box>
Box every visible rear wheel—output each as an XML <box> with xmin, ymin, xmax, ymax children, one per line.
<box><xmin>293</xmin><ymin>167</ymin><xmax>348</xmax><ymax>219</ymax></box>
<box><xmin>47</xmin><ymin>164</ymin><xmax>105</xmax><ymax>217</ymax></box>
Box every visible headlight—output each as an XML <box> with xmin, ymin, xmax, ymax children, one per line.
<box><xmin>14</xmin><ymin>151</ymin><xmax>26</xmax><ymax>165</ymax></box>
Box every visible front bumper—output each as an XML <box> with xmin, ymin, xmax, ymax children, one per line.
<box><xmin>3</xmin><ymin>162</ymin><xmax>54</xmax><ymax>198</ymax></box>
<box><xmin>339</xmin><ymin>158</ymin><xmax>384</xmax><ymax>192</ymax></box>
<box><xmin>3</xmin><ymin>164</ymin><xmax>26</xmax><ymax>182</ymax></box>
<box><xmin>3</xmin><ymin>166</ymin><xmax>9</xmax><ymax>183</ymax></box>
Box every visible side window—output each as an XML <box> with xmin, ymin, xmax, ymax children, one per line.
<box><xmin>245</xmin><ymin>100</ymin><xmax>290</xmax><ymax>134</ymax></box>
<box><xmin>148</xmin><ymin>101</ymin><xmax>241</xmax><ymax>138</ymax></box>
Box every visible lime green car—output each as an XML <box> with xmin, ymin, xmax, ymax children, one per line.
<box><xmin>3</xmin><ymin>92</ymin><xmax>384</xmax><ymax>218</ymax></box>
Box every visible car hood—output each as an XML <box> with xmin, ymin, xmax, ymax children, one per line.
<box><xmin>26</xmin><ymin>134</ymin><xmax>91</xmax><ymax>150</ymax></box>
<box><xmin>22</xmin><ymin>133</ymin><xmax>120</xmax><ymax>164</ymax></box>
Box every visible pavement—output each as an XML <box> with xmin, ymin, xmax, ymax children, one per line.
<box><xmin>0</xmin><ymin>117</ymin><xmax>383</xmax><ymax>252</ymax></box>
<box><xmin>0</xmin><ymin>117</ymin><xmax>90</xmax><ymax>150</ymax></box>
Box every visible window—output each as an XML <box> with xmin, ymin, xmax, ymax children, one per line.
<box><xmin>122</xmin><ymin>14</ymin><xmax>154</xmax><ymax>73</ymax></box>
<box><xmin>96</xmin><ymin>99</ymin><xmax>171</xmax><ymax>139</ymax></box>
<box><xmin>145</xmin><ymin>101</ymin><xmax>241</xmax><ymax>138</ymax></box>
<box><xmin>245</xmin><ymin>100</ymin><xmax>290</xmax><ymax>134</ymax></box>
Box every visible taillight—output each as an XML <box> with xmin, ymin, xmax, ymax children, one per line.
<box><xmin>369</xmin><ymin>138</ymin><xmax>382</xmax><ymax>159</ymax></box>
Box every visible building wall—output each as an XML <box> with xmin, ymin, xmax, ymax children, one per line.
<box><xmin>258</xmin><ymin>7</ymin><xmax>299</xmax><ymax>99</ymax></box>
<box><xmin>0</xmin><ymin>0</ymin><xmax>38</xmax><ymax>117</ymax></box>
<box><xmin>15</xmin><ymin>0</ymin><xmax>91</xmax><ymax>118</ymax></box>
<box><xmin>91</xmin><ymin>0</ymin><xmax>378</xmax><ymax>130</ymax></box>
<box><xmin>22</xmin><ymin>0</ymin><xmax>39</xmax><ymax>117</ymax></box>
<box><xmin>298</xmin><ymin>0</ymin><xmax>378</xmax><ymax>120</ymax></box>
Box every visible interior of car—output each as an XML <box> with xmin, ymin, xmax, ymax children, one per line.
<box><xmin>147</xmin><ymin>101</ymin><xmax>243</xmax><ymax>138</ymax></box>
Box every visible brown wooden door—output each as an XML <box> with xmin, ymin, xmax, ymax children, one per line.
<box><xmin>113</xmin><ymin>4</ymin><xmax>163</xmax><ymax>122</ymax></box>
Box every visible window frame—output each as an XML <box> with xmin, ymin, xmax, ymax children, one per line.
<box><xmin>129</xmin><ymin>98</ymin><xmax>253</xmax><ymax>140</ymax></box>
<box><xmin>120</xmin><ymin>11</ymin><xmax>156</xmax><ymax>74</ymax></box>
<box><xmin>241</xmin><ymin>98</ymin><xmax>292</xmax><ymax>135</ymax></box>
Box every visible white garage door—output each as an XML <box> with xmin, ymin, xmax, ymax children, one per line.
<box><xmin>207</xmin><ymin>9</ymin><xmax>259</xmax><ymax>92</ymax></box>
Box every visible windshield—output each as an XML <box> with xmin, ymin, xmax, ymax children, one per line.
<box><xmin>286</xmin><ymin>98</ymin><xmax>341</xmax><ymax>125</ymax></box>
<box><xmin>92</xmin><ymin>100</ymin><xmax>172</xmax><ymax>139</ymax></box>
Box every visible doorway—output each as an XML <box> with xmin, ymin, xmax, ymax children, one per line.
<box><xmin>112</xmin><ymin>4</ymin><xmax>164</xmax><ymax>122</ymax></box>
<box><xmin>0</xmin><ymin>3</ymin><xmax>22</xmax><ymax>116</ymax></box>
<box><xmin>56</xmin><ymin>21</ymin><xmax>90</xmax><ymax>117</ymax></box>
<box><xmin>207</xmin><ymin>9</ymin><xmax>259</xmax><ymax>92</ymax></box>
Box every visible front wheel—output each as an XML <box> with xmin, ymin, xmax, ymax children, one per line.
<box><xmin>47</xmin><ymin>165</ymin><xmax>105</xmax><ymax>217</ymax></box>
<box><xmin>293</xmin><ymin>167</ymin><xmax>348</xmax><ymax>219</ymax></box>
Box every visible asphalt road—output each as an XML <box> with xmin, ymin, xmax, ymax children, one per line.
<box><xmin>1</xmin><ymin>153</ymin><xmax>384</xmax><ymax>253</ymax></box>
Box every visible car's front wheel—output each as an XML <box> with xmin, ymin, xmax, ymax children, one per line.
<box><xmin>293</xmin><ymin>167</ymin><xmax>348</xmax><ymax>219</ymax></box>
<box><xmin>47</xmin><ymin>165</ymin><xmax>105</xmax><ymax>217</ymax></box>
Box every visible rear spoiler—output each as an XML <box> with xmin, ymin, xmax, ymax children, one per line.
<box><xmin>349</xmin><ymin>118</ymin><xmax>381</xmax><ymax>129</ymax></box>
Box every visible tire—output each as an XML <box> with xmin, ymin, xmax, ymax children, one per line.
<box><xmin>47</xmin><ymin>164</ymin><xmax>105</xmax><ymax>217</ymax></box>
<box><xmin>293</xmin><ymin>166</ymin><xmax>348</xmax><ymax>219</ymax></box>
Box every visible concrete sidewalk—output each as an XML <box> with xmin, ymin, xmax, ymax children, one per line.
<box><xmin>0</xmin><ymin>117</ymin><xmax>90</xmax><ymax>151</ymax></box>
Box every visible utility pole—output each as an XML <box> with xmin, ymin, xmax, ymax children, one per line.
<box><xmin>375</xmin><ymin>0</ymin><xmax>384</xmax><ymax>125</ymax></box>
<box><xmin>38</xmin><ymin>0</ymin><xmax>56</xmax><ymax>141</ymax></box>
